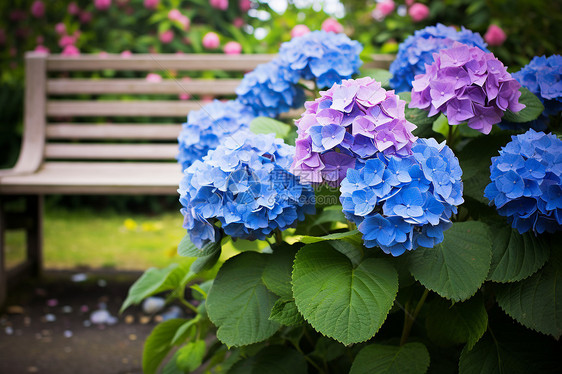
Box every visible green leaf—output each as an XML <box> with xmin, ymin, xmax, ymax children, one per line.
<box><xmin>262</xmin><ymin>244</ymin><xmax>299</xmax><ymax>298</ymax></box>
<box><xmin>294</xmin><ymin>229</ymin><xmax>361</xmax><ymax>244</ymax></box>
<box><xmin>496</xmin><ymin>249</ymin><xmax>562</xmax><ymax>338</ymax></box>
<box><xmin>292</xmin><ymin>243</ymin><xmax>398</xmax><ymax>345</ymax></box>
<box><xmin>329</xmin><ymin>239</ymin><xmax>364</xmax><ymax>267</ymax></box>
<box><xmin>228</xmin><ymin>345</ymin><xmax>307</xmax><ymax>374</ymax></box>
<box><xmin>176</xmin><ymin>341</ymin><xmax>206</xmax><ymax>372</ymax></box>
<box><xmin>310</xmin><ymin>336</ymin><xmax>346</xmax><ymax>362</ymax></box>
<box><xmin>488</xmin><ymin>224</ymin><xmax>550</xmax><ymax>283</ymax></box>
<box><xmin>350</xmin><ymin>343</ymin><xmax>430</xmax><ymax>374</ymax></box>
<box><xmin>178</xmin><ymin>234</ymin><xmax>221</xmax><ymax>257</ymax></box>
<box><xmin>426</xmin><ymin>295</ymin><xmax>488</xmax><ymax>350</ymax></box>
<box><xmin>309</xmin><ymin>206</ymin><xmax>347</xmax><ymax>228</ymax></box>
<box><xmin>161</xmin><ymin>351</ymin><xmax>183</xmax><ymax>374</ymax></box>
<box><xmin>143</xmin><ymin>319</ymin><xmax>188</xmax><ymax>374</ymax></box>
<box><xmin>207</xmin><ymin>252</ymin><xmax>280</xmax><ymax>347</ymax></box>
<box><xmin>363</xmin><ymin>68</ymin><xmax>392</xmax><ymax>88</ymax></box>
<box><xmin>121</xmin><ymin>263</ymin><xmax>189</xmax><ymax>313</ymax></box>
<box><xmin>431</xmin><ymin>114</ymin><xmax>449</xmax><ymax>138</ymax></box>
<box><xmin>502</xmin><ymin>87</ymin><xmax>545</xmax><ymax>123</ymax></box>
<box><xmin>408</xmin><ymin>222</ymin><xmax>492</xmax><ymax>301</ymax></box>
<box><xmin>398</xmin><ymin>92</ymin><xmax>440</xmax><ymax>129</ymax></box>
<box><xmin>249</xmin><ymin>117</ymin><xmax>291</xmax><ymax>139</ymax></box>
<box><xmin>190</xmin><ymin>247</ymin><xmax>221</xmax><ymax>274</ymax></box>
<box><xmin>171</xmin><ymin>318</ymin><xmax>198</xmax><ymax>345</ymax></box>
<box><xmin>269</xmin><ymin>298</ymin><xmax>304</xmax><ymax>326</ymax></box>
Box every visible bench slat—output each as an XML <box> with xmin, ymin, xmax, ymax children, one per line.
<box><xmin>47</xmin><ymin>100</ymin><xmax>202</xmax><ymax>117</ymax></box>
<box><xmin>45</xmin><ymin>144</ymin><xmax>178</xmax><ymax>160</ymax></box>
<box><xmin>46</xmin><ymin>54</ymin><xmax>275</xmax><ymax>71</ymax></box>
<box><xmin>47</xmin><ymin>78</ymin><xmax>241</xmax><ymax>95</ymax></box>
<box><xmin>46</xmin><ymin>124</ymin><xmax>181</xmax><ymax>140</ymax></box>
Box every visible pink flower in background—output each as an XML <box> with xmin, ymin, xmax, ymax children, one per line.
<box><xmin>159</xmin><ymin>30</ymin><xmax>174</xmax><ymax>44</ymax></box>
<box><xmin>146</xmin><ymin>73</ymin><xmax>162</xmax><ymax>82</ymax></box>
<box><xmin>10</xmin><ymin>10</ymin><xmax>26</xmax><ymax>21</ymax></box>
<box><xmin>224</xmin><ymin>41</ymin><xmax>242</xmax><ymax>55</ymax></box>
<box><xmin>202</xmin><ymin>32</ymin><xmax>220</xmax><ymax>49</ymax></box>
<box><xmin>239</xmin><ymin>0</ymin><xmax>251</xmax><ymax>12</ymax></box>
<box><xmin>233</xmin><ymin>17</ymin><xmax>245</xmax><ymax>28</ymax></box>
<box><xmin>210</xmin><ymin>0</ymin><xmax>228</xmax><ymax>11</ymax></box>
<box><xmin>31</xmin><ymin>1</ymin><xmax>45</xmax><ymax>18</ymax></box>
<box><xmin>178</xmin><ymin>15</ymin><xmax>190</xmax><ymax>30</ymax></box>
<box><xmin>179</xmin><ymin>77</ymin><xmax>192</xmax><ymax>100</ymax></box>
<box><xmin>408</xmin><ymin>3</ymin><xmax>429</xmax><ymax>22</ymax></box>
<box><xmin>291</xmin><ymin>24</ymin><xmax>310</xmax><ymax>38</ymax></box>
<box><xmin>377</xmin><ymin>0</ymin><xmax>395</xmax><ymax>16</ymax></box>
<box><xmin>59</xmin><ymin>35</ymin><xmax>77</xmax><ymax>47</ymax></box>
<box><xmin>321</xmin><ymin>18</ymin><xmax>344</xmax><ymax>33</ymax></box>
<box><xmin>34</xmin><ymin>45</ymin><xmax>49</xmax><ymax>54</ymax></box>
<box><xmin>55</xmin><ymin>23</ymin><xmax>66</xmax><ymax>35</ymax></box>
<box><xmin>62</xmin><ymin>45</ymin><xmax>80</xmax><ymax>56</ymax></box>
<box><xmin>94</xmin><ymin>0</ymin><xmax>111</xmax><ymax>11</ymax></box>
<box><xmin>144</xmin><ymin>0</ymin><xmax>159</xmax><ymax>9</ymax></box>
<box><xmin>168</xmin><ymin>9</ymin><xmax>181</xmax><ymax>21</ymax></box>
<box><xmin>121</xmin><ymin>50</ymin><xmax>132</xmax><ymax>58</ymax></box>
<box><xmin>98</xmin><ymin>51</ymin><xmax>109</xmax><ymax>58</ymax></box>
<box><xmin>405</xmin><ymin>0</ymin><xmax>415</xmax><ymax>6</ymax></box>
<box><xmin>80</xmin><ymin>11</ymin><xmax>92</xmax><ymax>23</ymax></box>
<box><xmin>484</xmin><ymin>24</ymin><xmax>507</xmax><ymax>46</ymax></box>
<box><xmin>201</xmin><ymin>95</ymin><xmax>214</xmax><ymax>103</ymax></box>
<box><xmin>68</xmin><ymin>2</ymin><xmax>79</xmax><ymax>15</ymax></box>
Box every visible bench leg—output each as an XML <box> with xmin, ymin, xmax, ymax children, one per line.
<box><xmin>0</xmin><ymin>197</ymin><xmax>6</xmax><ymax>307</ymax></box>
<box><xmin>25</xmin><ymin>195</ymin><xmax>44</xmax><ymax>277</ymax></box>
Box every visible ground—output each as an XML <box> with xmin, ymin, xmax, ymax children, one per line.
<box><xmin>0</xmin><ymin>271</ymin><xmax>186</xmax><ymax>374</ymax></box>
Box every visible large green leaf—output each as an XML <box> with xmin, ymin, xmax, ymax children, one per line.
<box><xmin>292</xmin><ymin>243</ymin><xmax>398</xmax><ymax>345</ymax></box>
<box><xmin>363</xmin><ymin>68</ymin><xmax>392</xmax><ymax>88</ymax></box>
<box><xmin>293</xmin><ymin>229</ymin><xmax>362</xmax><ymax>244</ymax></box>
<box><xmin>178</xmin><ymin>234</ymin><xmax>221</xmax><ymax>257</ymax></box>
<box><xmin>262</xmin><ymin>244</ymin><xmax>299</xmax><ymax>298</ymax></box>
<box><xmin>190</xmin><ymin>247</ymin><xmax>222</xmax><ymax>274</ymax></box>
<box><xmin>207</xmin><ymin>252</ymin><xmax>280</xmax><ymax>347</ymax></box>
<box><xmin>121</xmin><ymin>263</ymin><xmax>190</xmax><ymax>312</ymax></box>
<box><xmin>143</xmin><ymin>319</ymin><xmax>188</xmax><ymax>374</ymax></box>
<box><xmin>176</xmin><ymin>341</ymin><xmax>206</xmax><ymax>372</ymax></box>
<box><xmin>228</xmin><ymin>345</ymin><xmax>307</xmax><ymax>374</ymax></box>
<box><xmin>399</xmin><ymin>92</ymin><xmax>439</xmax><ymax>129</ymax></box>
<box><xmin>488</xmin><ymin>224</ymin><xmax>550</xmax><ymax>283</ymax></box>
<box><xmin>408</xmin><ymin>222</ymin><xmax>492</xmax><ymax>301</ymax></box>
<box><xmin>350</xmin><ymin>343</ymin><xmax>430</xmax><ymax>374</ymax></box>
<box><xmin>426</xmin><ymin>295</ymin><xmax>487</xmax><ymax>350</ymax></box>
<box><xmin>249</xmin><ymin>117</ymin><xmax>291</xmax><ymax>138</ymax></box>
<box><xmin>496</xmin><ymin>249</ymin><xmax>562</xmax><ymax>338</ymax></box>
<box><xmin>269</xmin><ymin>298</ymin><xmax>305</xmax><ymax>327</ymax></box>
<box><xmin>502</xmin><ymin>87</ymin><xmax>545</xmax><ymax>123</ymax></box>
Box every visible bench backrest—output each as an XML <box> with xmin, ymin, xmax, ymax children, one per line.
<box><xmin>20</xmin><ymin>52</ymin><xmax>394</xmax><ymax>174</ymax></box>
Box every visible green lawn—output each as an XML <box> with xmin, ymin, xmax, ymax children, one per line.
<box><xmin>5</xmin><ymin>208</ymin><xmax>193</xmax><ymax>270</ymax></box>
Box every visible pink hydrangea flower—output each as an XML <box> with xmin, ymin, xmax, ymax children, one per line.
<box><xmin>59</xmin><ymin>35</ymin><xmax>77</xmax><ymax>48</ymax></box>
<box><xmin>144</xmin><ymin>0</ymin><xmax>159</xmax><ymax>9</ymax></box>
<box><xmin>223</xmin><ymin>41</ymin><xmax>242</xmax><ymax>55</ymax></box>
<box><xmin>168</xmin><ymin>9</ymin><xmax>181</xmax><ymax>21</ymax></box>
<box><xmin>291</xmin><ymin>24</ymin><xmax>310</xmax><ymax>38</ymax></box>
<box><xmin>405</xmin><ymin>0</ymin><xmax>415</xmax><ymax>5</ymax></box>
<box><xmin>209</xmin><ymin>0</ymin><xmax>228</xmax><ymax>11</ymax></box>
<box><xmin>202</xmin><ymin>32</ymin><xmax>220</xmax><ymax>49</ymax></box>
<box><xmin>321</xmin><ymin>18</ymin><xmax>344</xmax><ymax>33</ymax></box>
<box><xmin>239</xmin><ymin>0</ymin><xmax>252</xmax><ymax>12</ymax></box>
<box><xmin>98</xmin><ymin>51</ymin><xmax>109</xmax><ymax>58</ymax></box>
<box><xmin>94</xmin><ymin>0</ymin><xmax>111</xmax><ymax>11</ymax></box>
<box><xmin>31</xmin><ymin>1</ymin><xmax>45</xmax><ymax>18</ymax></box>
<box><xmin>146</xmin><ymin>73</ymin><xmax>162</xmax><ymax>82</ymax></box>
<box><xmin>233</xmin><ymin>17</ymin><xmax>245</xmax><ymax>28</ymax></box>
<box><xmin>484</xmin><ymin>24</ymin><xmax>506</xmax><ymax>46</ymax></box>
<box><xmin>68</xmin><ymin>2</ymin><xmax>79</xmax><ymax>15</ymax></box>
<box><xmin>80</xmin><ymin>11</ymin><xmax>92</xmax><ymax>23</ymax></box>
<box><xmin>177</xmin><ymin>15</ymin><xmax>190</xmax><ymax>30</ymax></box>
<box><xmin>62</xmin><ymin>45</ymin><xmax>80</xmax><ymax>56</ymax></box>
<box><xmin>408</xmin><ymin>3</ymin><xmax>429</xmax><ymax>22</ymax></box>
<box><xmin>121</xmin><ymin>50</ymin><xmax>132</xmax><ymax>58</ymax></box>
<box><xmin>55</xmin><ymin>23</ymin><xmax>66</xmax><ymax>35</ymax></box>
<box><xmin>377</xmin><ymin>0</ymin><xmax>395</xmax><ymax>16</ymax></box>
<box><xmin>34</xmin><ymin>45</ymin><xmax>49</xmax><ymax>54</ymax></box>
<box><xmin>159</xmin><ymin>30</ymin><xmax>174</xmax><ymax>44</ymax></box>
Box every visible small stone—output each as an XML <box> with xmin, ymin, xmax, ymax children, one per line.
<box><xmin>64</xmin><ymin>330</ymin><xmax>73</xmax><ymax>338</ymax></box>
<box><xmin>153</xmin><ymin>315</ymin><xmax>163</xmax><ymax>323</ymax></box>
<box><xmin>27</xmin><ymin>366</ymin><xmax>38</xmax><ymax>373</ymax></box>
<box><xmin>41</xmin><ymin>329</ymin><xmax>51</xmax><ymax>336</ymax></box>
<box><xmin>90</xmin><ymin>310</ymin><xmax>111</xmax><ymax>324</ymax></box>
<box><xmin>24</xmin><ymin>317</ymin><xmax>31</xmax><ymax>326</ymax></box>
<box><xmin>71</xmin><ymin>273</ymin><xmax>87</xmax><ymax>282</ymax></box>
<box><xmin>62</xmin><ymin>306</ymin><xmax>73</xmax><ymax>314</ymax></box>
<box><xmin>97</xmin><ymin>279</ymin><xmax>107</xmax><ymax>287</ymax></box>
<box><xmin>122</xmin><ymin>358</ymin><xmax>129</xmax><ymax>364</ymax></box>
<box><xmin>142</xmin><ymin>297</ymin><xmax>165</xmax><ymax>314</ymax></box>
<box><xmin>128</xmin><ymin>334</ymin><xmax>137</xmax><ymax>341</ymax></box>
<box><xmin>44</xmin><ymin>314</ymin><xmax>56</xmax><ymax>322</ymax></box>
<box><xmin>35</xmin><ymin>333</ymin><xmax>42</xmax><ymax>340</ymax></box>
<box><xmin>5</xmin><ymin>326</ymin><xmax>13</xmax><ymax>335</ymax></box>
<box><xmin>80</xmin><ymin>305</ymin><xmax>89</xmax><ymax>313</ymax></box>
<box><xmin>124</xmin><ymin>315</ymin><xmax>134</xmax><ymax>324</ymax></box>
<box><xmin>139</xmin><ymin>316</ymin><xmax>151</xmax><ymax>325</ymax></box>
<box><xmin>46</xmin><ymin>299</ymin><xmax>58</xmax><ymax>307</ymax></box>
<box><xmin>83</xmin><ymin>320</ymin><xmax>92</xmax><ymax>327</ymax></box>
<box><xmin>64</xmin><ymin>347</ymin><xmax>72</xmax><ymax>353</ymax></box>
<box><xmin>42</xmin><ymin>337</ymin><xmax>52</xmax><ymax>343</ymax></box>
<box><xmin>6</xmin><ymin>305</ymin><xmax>25</xmax><ymax>314</ymax></box>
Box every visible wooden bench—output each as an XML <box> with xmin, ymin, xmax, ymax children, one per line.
<box><xmin>0</xmin><ymin>52</ymin><xmax>394</xmax><ymax>305</ymax></box>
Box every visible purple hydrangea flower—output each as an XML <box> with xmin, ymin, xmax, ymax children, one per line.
<box><xmin>291</xmin><ymin>77</ymin><xmax>417</xmax><ymax>185</ymax></box>
<box><xmin>484</xmin><ymin>129</ymin><xmax>562</xmax><ymax>235</ymax></box>
<box><xmin>410</xmin><ymin>42</ymin><xmax>526</xmax><ymax>134</ymax></box>
<box><xmin>340</xmin><ymin>138</ymin><xmax>463</xmax><ymax>256</ymax></box>
<box><xmin>179</xmin><ymin>132</ymin><xmax>315</xmax><ymax>248</ymax></box>
<box><xmin>389</xmin><ymin>23</ymin><xmax>489</xmax><ymax>93</ymax></box>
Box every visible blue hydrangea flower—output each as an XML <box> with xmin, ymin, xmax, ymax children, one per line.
<box><xmin>179</xmin><ymin>131</ymin><xmax>315</xmax><ymax>248</ymax></box>
<box><xmin>177</xmin><ymin>100</ymin><xmax>255</xmax><ymax>171</ymax></box>
<box><xmin>389</xmin><ymin>23</ymin><xmax>488</xmax><ymax>93</ymax></box>
<box><xmin>502</xmin><ymin>55</ymin><xmax>562</xmax><ymax>131</ymax></box>
<box><xmin>484</xmin><ymin>129</ymin><xmax>562</xmax><ymax>234</ymax></box>
<box><xmin>340</xmin><ymin>138</ymin><xmax>463</xmax><ymax>256</ymax></box>
<box><xmin>278</xmin><ymin>30</ymin><xmax>363</xmax><ymax>89</ymax></box>
<box><xmin>236</xmin><ymin>59</ymin><xmax>305</xmax><ymax>117</ymax></box>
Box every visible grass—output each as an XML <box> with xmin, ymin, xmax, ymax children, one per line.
<box><xmin>5</xmin><ymin>207</ymin><xmax>193</xmax><ymax>271</ymax></box>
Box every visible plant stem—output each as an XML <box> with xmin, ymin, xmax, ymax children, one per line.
<box><xmin>274</xmin><ymin>229</ymin><xmax>283</xmax><ymax>245</ymax></box>
<box><xmin>400</xmin><ymin>289</ymin><xmax>429</xmax><ymax>346</ymax></box>
<box><xmin>179</xmin><ymin>297</ymin><xmax>199</xmax><ymax>314</ymax></box>
<box><xmin>291</xmin><ymin>340</ymin><xmax>325</xmax><ymax>373</ymax></box>
<box><xmin>447</xmin><ymin>125</ymin><xmax>455</xmax><ymax>146</ymax></box>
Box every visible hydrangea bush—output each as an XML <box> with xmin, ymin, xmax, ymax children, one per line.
<box><xmin>125</xmin><ymin>26</ymin><xmax>562</xmax><ymax>374</ymax></box>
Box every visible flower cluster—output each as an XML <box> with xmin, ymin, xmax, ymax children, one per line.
<box><xmin>410</xmin><ymin>42</ymin><xmax>525</xmax><ymax>134</ymax></box>
<box><xmin>505</xmin><ymin>54</ymin><xmax>562</xmax><ymax>131</ymax></box>
<box><xmin>278</xmin><ymin>30</ymin><xmax>363</xmax><ymax>89</ymax></box>
<box><xmin>340</xmin><ymin>138</ymin><xmax>464</xmax><ymax>256</ymax></box>
<box><xmin>179</xmin><ymin>132</ymin><xmax>315</xmax><ymax>248</ymax></box>
<box><xmin>484</xmin><ymin>129</ymin><xmax>562</xmax><ymax>235</ymax></box>
<box><xmin>389</xmin><ymin>23</ymin><xmax>488</xmax><ymax>93</ymax></box>
<box><xmin>177</xmin><ymin>100</ymin><xmax>255</xmax><ymax>171</ymax></box>
<box><xmin>291</xmin><ymin>77</ymin><xmax>417</xmax><ymax>184</ymax></box>
<box><xmin>236</xmin><ymin>60</ymin><xmax>305</xmax><ymax>117</ymax></box>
